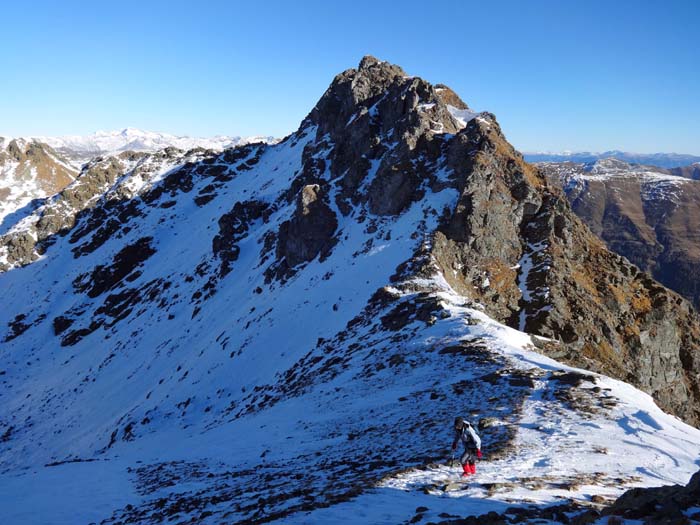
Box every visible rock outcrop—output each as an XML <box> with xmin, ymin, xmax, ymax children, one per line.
<box><xmin>278</xmin><ymin>184</ymin><xmax>337</xmax><ymax>267</ymax></box>
<box><xmin>403</xmin><ymin>70</ymin><xmax>695</xmax><ymax>423</ymax></box>
<box><xmin>280</xmin><ymin>58</ymin><xmax>700</xmax><ymax>426</ymax></box>
<box><xmin>603</xmin><ymin>468</ymin><xmax>700</xmax><ymax>523</ymax></box>
<box><xmin>0</xmin><ymin>148</ymin><xmax>214</xmax><ymax>270</ymax></box>
<box><xmin>4</xmin><ymin>56</ymin><xmax>699</xmax><ymax>426</ymax></box>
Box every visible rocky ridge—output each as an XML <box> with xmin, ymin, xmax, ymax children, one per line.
<box><xmin>525</xmin><ymin>150</ymin><xmax>700</xmax><ymax>168</ymax></box>
<box><xmin>34</xmin><ymin>128</ymin><xmax>277</xmax><ymax>165</ymax></box>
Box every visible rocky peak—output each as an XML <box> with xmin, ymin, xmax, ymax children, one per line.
<box><xmin>285</xmin><ymin>60</ymin><xmax>700</xmax><ymax>427</ymax></box>
<box><xmin>293</xmin><ymin>57</ymin><xmax>493</xmax><ymax>221</ymax></box>
<box><xmin>4</xmin><ymin>139</ymin><xmax>28</xmax><ymax>162</ymax></box>
<box><xmin>357</xmin><ymin>54</ymin><xmax>383</xmax><ymax>70</ymax></box>
<box><xmin>2</xmin><ymin>58</ymin><xmax>700</xmax><ymax>523</ymax></box>
<box><xmin>434</xmin><ymin>83</ymin><xmax>470</xmax><ymax>110</ymax></box>
<box><xmin>0</xmin><ymin>139</ymin><xmax>78</xmax><ymax>232</ymax></box>
<box><xmin>307</xmin><ymin>56</ymin><xmax>465</xmax><ymax>143</ymax></box>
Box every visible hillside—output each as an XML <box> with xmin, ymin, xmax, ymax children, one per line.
<box><xmin>0</xmin><ymin>138</ymin><xmax>78</xmax><ymax>229</ymax></box>
<box><xmin>541</xmin><ymin>158</ymin><xmax>700</xmax><ymax>309</ymax></box>
<box><xmin>1</xmin><ymin>57</ymin><xmax>699</xmax><ymax>524</ymax></box>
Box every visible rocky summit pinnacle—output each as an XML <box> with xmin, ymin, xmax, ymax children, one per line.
<box><xmin>357</xmin><ymin>54</ymin><xmax>383</xmax><ymax>70</ymax></box>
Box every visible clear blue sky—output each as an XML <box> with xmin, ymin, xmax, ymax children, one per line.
<box><xmin>1</xmin><ymin>0</ymin><xmax>698</xmax><ymax>154</ymax></box>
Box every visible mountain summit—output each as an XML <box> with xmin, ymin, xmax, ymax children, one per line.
<box><xmin>1</xmin><ymin>57</ymin><xmax>699</xmax><ymax>524</ymax></box>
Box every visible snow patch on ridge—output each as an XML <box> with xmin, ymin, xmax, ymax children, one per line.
<box><xmin>447</xmin><ymin>104</ymin><xmax>478</xmax><ymax>128</ymax></box>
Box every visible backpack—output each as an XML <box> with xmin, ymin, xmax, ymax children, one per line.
<box><xmin>461</xmin><ymin>424</ymin><xmax>478</xmax><ymax>447</ymax></box>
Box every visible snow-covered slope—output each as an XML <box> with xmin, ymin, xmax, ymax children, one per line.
<box><xmin>0</xmin><ymin>130</ymin><xmax>275</xmax><ymax>231</ymax></box>
<box><xmin>1</xmin><ymin>57</ymin><xmax>699</xmax><ymax>525</ymax></box>
<box><xmin>542</xmin><ymin>158</ymin><xmax>690</xmax><ymax>201</ymax></box>
<box><xmin>33</xmin><ymin>128</ymin><xmax>277</xmax><ymax>166</ymax></box>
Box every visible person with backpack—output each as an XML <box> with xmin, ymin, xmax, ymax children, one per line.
<box><xmin>451</xmin><ymin>416</ymin><xmax>482</xmax><ymax>477</ymax></box>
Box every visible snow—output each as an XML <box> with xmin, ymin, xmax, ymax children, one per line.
<box><xmin>0</xmin><ymin>141</ymin><xmax>78</xmax><ymax>228</ymax></box>
<box><xmin>526</xmin><ymin>151</ymin><xmax>700</xmax><ymax>169</ymax></box>
<box><xmin>447</xmin><ymin>104</ymin><xmax>478</xmax><ymax>128</ymax></box>
<box><xmin>33</xmin><ymin>128</ymin><xmax>278</xmax><ymax>166</ymax></box>
<box><xmin>542</xmin><ymin>158</ymin><xmax>696</xmax><ymax>208</ymax></box>
<box><xmin>0</xmin><ymin>459</ymin><xmax>140</xmax><ymax>525</ymax></box>
<box><xmin>516</xmin><ymin>241</ymin><xmax>551</xmax><ymax>331</ymax></box>
<box><xmin>281</xmin><ymin>277</ymin><xmax>700</xmax><ymax>524</ymax></box>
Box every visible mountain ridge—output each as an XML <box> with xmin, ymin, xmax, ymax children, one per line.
<box><xmin>1</xmin><ymin>56</ymin><xmax>699</xmax><ymax>524</ymax></box>
<box><xmin>25</xmin><ymin>128</ymin><xmax>277</xmax><ymax>165</ymax></box>
<box><xmin>525</xmin><ymin>150</ymin><xmax>700</xmax><ymax>169</ymax></box>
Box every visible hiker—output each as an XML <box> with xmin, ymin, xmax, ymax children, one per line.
<box><xmin>451</xmin><ymin>416</ymin><xmax>482</xmax><ymax>477</ymax></box>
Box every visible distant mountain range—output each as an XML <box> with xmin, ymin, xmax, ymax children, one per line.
<box><xmin>0</xmin><ymin>131</ymin><xmax>276</xmax><ymax>226</ymax></box>
<box><xmin>4</xmin><ymin>128</ymin><xmax>276</xmax><ymax>166</ymax></box>
<box><xmin>525</xmin><ymin>150</ymin><xmax>700</xmax><ymax>168</ymax></box>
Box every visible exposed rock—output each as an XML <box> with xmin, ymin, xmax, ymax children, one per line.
<box><xmin>213</xmin><ymin>200</ymin><xmax>270</xmax><ymax>278</ymax></box>
<box><xmin>0</xmin><ymin>155</ymin><xmax>126</xmax><ymax>268</ymax></box>
<box><xmin>72</xmin><ymin>237</ymin><xmax>156</xmax><ymax>298</ymax></box>
<box><xmin>2</xmin><ymin>56</ymin><xmax>700</xmax><ymax>524</ymax></box>
<box><xmin>0</xmin><ymin>146</ymin><xmax>224</xmax><ymax>269</ymax></box>
<box><xmin>434</xmin><ymin>83</ymin><xmax>470</xmax><ymax>110</ymax></box>
<box><xmin>2</xmin><ymin>57</ymin><xmax>699</xmax><ymax>429</ymax></box>
<box><xmin>0</xmin><ymin>139</ymin><xmax>77</xmax><ymax>226</ymax></box>
<box><xmin>671</xmin><ymin>162</ymin><xmax>700</xmax><ymax>180</ymax></box>
<box><xmin>604</xmin><ymin>469</ymin><xmax>700</xmax><ymax>523</ymax></box>
<box><xmin>420</xmin><ymin>118</ymin><xmax>700</xmax><ymax>426</ymax></box>
<box><xmin>303</xmin><ymin>55</ymin><xmax>465</xmax><ymax>216</ymax></box>
<box><xmin>276</xmin><ymin>184</ymin><xmax>338</xmax><ymax>269</ymax></box>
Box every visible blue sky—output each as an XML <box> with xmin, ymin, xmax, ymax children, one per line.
<box><xmin>1</xmin><ymin>0</ymin><xmax>698</xmax><ymax>154</ymax></box>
